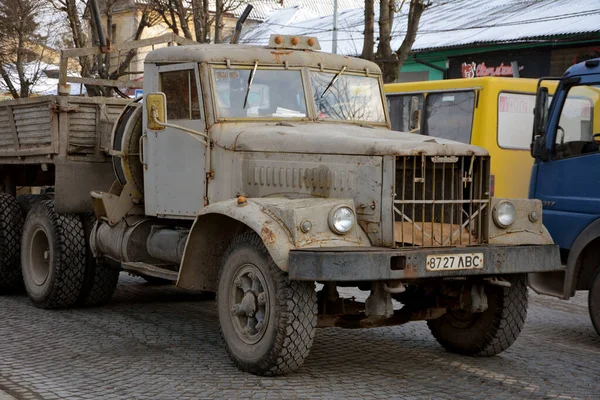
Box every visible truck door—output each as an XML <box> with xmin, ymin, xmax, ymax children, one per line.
<box><xmin>532</xmin><ymin>81</ymin><xmax>600</xmax><ymax>249</ymax></box>
<box><xmin>144</xmin><ymin>63</ymin><xmax>207</xmax><ymax>218</ymax></box>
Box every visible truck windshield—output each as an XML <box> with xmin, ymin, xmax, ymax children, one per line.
<box><xmin>311</xmin><ymin>72</ymin><xmax>385</xmax><ymax>123</ymax></box>
<box><xmin>213</xmin><ymin>68</ymin><xmax>307</xmax><ymax>118</ymax></box>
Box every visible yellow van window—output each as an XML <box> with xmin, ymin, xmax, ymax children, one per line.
<box><xmin>423</xmin><ymin>91</ymin><xmax>475</xmax><ymax>143</ymax></box>
<box><xmin>387</xmin><ymin>94</ymin><xmax>423</xmax><ymax>132</ymax></box>
<box><xmin>497</xmin><ymin>92</ymin><xmax>536</xmax><ymax>150</ymax></box>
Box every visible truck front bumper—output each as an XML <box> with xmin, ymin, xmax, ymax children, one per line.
<box><xmin>288</xmin><ymin>245</ymin><xmax>563</xmax><ymax>281</ymax></box>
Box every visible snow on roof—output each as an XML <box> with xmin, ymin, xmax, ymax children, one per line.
<box><xmin>132</xmin><ymin>0</ymin><xmax>368</xmax><ymax>21</ymax></box>
<box><xmin>235</xmin><ymin>0</ymin><xmax>371</xmax><ymax>21</ymax></box>
<box><xmin>241</xmin><ymin>0</ymin><xmax>600</xmax><ymax>55</ymax></box>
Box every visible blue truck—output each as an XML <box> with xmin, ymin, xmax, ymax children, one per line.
<box><xmin>530</xmin><ymin>57</ymin><xmax>600</xmax><ymax>335</ymax></box>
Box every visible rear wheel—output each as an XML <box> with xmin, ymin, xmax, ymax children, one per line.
<box><xmin>589</xmin><ymin>268</ymin><xmax>600</xmax><ymax>336</ymax></box>
<box><xmin>427</xmin><ymin>274</ymin><xmax>528</xmax><ymax>356</ymax></box>
<box><xmin>217</xmin><ymin>231</ymin><xmax>317</xmax><ymax>376</ymax></box>
<box><xmin>0</xmin><ymin>194</ymin><xmax>24</xmax><ymax>293</ymax></box>
<box><xmin>17</xmin><ymin>194</ymin><xmax>49</xmax><ymax>216</ymax></box>
<box><xmin>21</xmin><ymin>201</ymin><xmax>87</xmax><ymax>309</ymax></box>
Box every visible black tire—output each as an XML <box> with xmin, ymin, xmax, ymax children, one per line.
<box><xmin>0</xmin><ymin>194</ymin><xmax>24</xmax><ymax>293</ymax></box>
<box><xmin>427</xmin><ymin>274</ymin><xmax>528</xmax><ymax>356</ymax></box>
<box><xmin>21</xmin><ymin>200</ymin><xmax>87</xmax><ymax>309</ymax></box>
<box><xmin>217</xmin><ymin>231</ymin><xmax>317</xmax><ymax>376</ymax></box>
<box><xmin>16</xmin><ymin>194</ymin><xmax>49</xmax><ymax>216</ymax></box>
<box><xmin>77</xmin><ymin>214</ymin><xmax>120</xmax><ymax>306</ymax></box>
<box><xmin>589</xmin><ymin>268</ymin><xmax>600</xmax><ymax>336</ymax></box>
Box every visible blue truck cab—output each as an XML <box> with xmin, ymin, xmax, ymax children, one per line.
<box><xmin>529</xmin><ymin>58</ymin><xmax>600</xmax><ymax>334</ymax></box>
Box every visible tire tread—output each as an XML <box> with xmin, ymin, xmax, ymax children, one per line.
<box><xmin>0</xmin><ymin>194</ymin><xmax>24</xmax><ymax>293</ymax></box>
<box><xmin>218</xmin><ymin>231</ymin><xmax>317</xmax><ymax>376</ymax></box>
<box><xmin>428</xmin><ymin>275</ymin><xmax>528</xmax><ymax>356</ymax></box>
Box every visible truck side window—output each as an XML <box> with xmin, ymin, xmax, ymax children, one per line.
<box><xmin>422</xmin><ymin>91</ymin><xmax>475</xmax><ymax>144</ymax></box>
<box><xmin>159</xmin><ymin>70</ymin><xmax>202</xmax><ymax>121</ymax></box>
<box><xmin>387</xmin><ymin>94</ymin><xmax>423</xmax><ymax>132</ymax></box>
<box><xmin>553</xmin><ymin>84</ymin><xmax>598</xmax><ymax>159</ymax></box>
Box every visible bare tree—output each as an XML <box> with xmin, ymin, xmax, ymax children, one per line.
<box><xmin>50</xmin><ymin>0</ymin><xmax>154</xmax><ymax>96</ymax></box>
<box><xmin>0</xmin><ymin>0</ymin><xmax>47</xmax><ymax>98</ymax></box>
<box><xmin>361</xmin><ymin>0</ymin><xmax>375</xmax><ymax>60</ymax></box>
<box><xmin>374</xmin><ymin>0</ymin><xmax>432</xmax><ymax>83</ymax></box>
<box><xmin>152</xmin><ymin>0</ymin><xmax>245</xmax><ymax>44</ymax></box>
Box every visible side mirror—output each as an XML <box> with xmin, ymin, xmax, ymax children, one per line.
<box><xmin>531</xmin><ymin>87</ymin><xmax>549</xmax><ymax>159</ymax></box>
<box><xmin>532</xmin><ymin>87</ymin><xmax>549</xmax><ymax>137</ymax></box>
<box><xmin>146</xmin><ymin>92</ymin><xmax>167</xmax><ymax>131</ymax></box>
<box><xmin>409</xmin><ymin>96</ymin><xmax>421</xmax><ymax>132</ymax></box>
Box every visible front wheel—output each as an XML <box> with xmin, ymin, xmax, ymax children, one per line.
<box><xmin>217</xmin><ymin>231</ymin><xmax>317</xmax><ymax>376</ymax></box>
<box><xmin>589</xmin><ymin>268</ymin><xmax>600</xmax><ymax>336</ymax></box>
<box><xmin>427</xmin><ymin>274</ymin><xmax>528</xmax><ymax>356</ymax></box>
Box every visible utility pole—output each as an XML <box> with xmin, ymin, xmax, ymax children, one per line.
<box><xmin>332</xmin><ymin>0</ymin><xmax>339</xmax><ymax>54</ymax></box>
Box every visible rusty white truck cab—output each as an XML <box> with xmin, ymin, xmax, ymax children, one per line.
<box><xmin>9</xmin><ymin>35</ymin><xmax>562</xmax><ymax>376</ymax></box>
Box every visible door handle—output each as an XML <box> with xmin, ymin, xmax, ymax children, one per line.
<box><xmin>139</xmin><ymin>133</ymin><xmax>147</xmax><ymax>169</ymax></box>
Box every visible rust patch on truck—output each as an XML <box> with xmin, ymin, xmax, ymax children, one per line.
<box><xmin>261</xmin><ymin>222</ymin><xmax>277</xmax><ymax>244</ymax></box>
<box><xmin>271</xmin><ymin>51</ymin><xmax>293</xmax><ymax>63</ymax></box>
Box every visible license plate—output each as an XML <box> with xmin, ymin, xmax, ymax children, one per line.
<box><xmin>426</xmin><ymin>253</ymin><xmax>484</xmax><ymax>271</ymax></box>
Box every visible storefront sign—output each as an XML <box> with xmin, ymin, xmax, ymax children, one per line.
<box><xmin>460</xmin><ymin>61</ymin><xmax>524</xmax><ymax>78</ymax></box>
<box><xmin>448</xmin><ymin>49</ymin><xmax>551</xmax><ymax>79</ymax></box>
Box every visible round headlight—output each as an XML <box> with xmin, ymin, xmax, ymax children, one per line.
<box><xmin>493</xmin><ymin>201</ymin><xmax>516</xmax><ymax>228</ymax></box>
<box><xmin>328</xmin><ymin>206</ymin><xmax>355</xmax><ymax>235</ymax></box>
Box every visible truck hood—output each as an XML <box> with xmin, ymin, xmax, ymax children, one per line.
<box><xmin>210</xmin><ymin>122</ymin><xmax>488</xmax><ymax>156</ymax></box>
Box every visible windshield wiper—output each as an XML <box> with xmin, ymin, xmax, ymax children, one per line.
<box><xmin>243</xmin><ymin>61</ymin><xmax>258</xmax><ymax>109</ymax></box>
<box><xmin>320</xmin><ymin>66</ymin><xmax>346</xmax><ymax>99</ymax></box>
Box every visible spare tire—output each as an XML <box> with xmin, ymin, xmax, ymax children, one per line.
<box><xmin>111</xmin><ymin>101</ymin><xmax>144</xmax><ymax>197</ymax></box>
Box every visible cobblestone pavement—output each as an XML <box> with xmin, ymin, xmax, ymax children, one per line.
<box><xmin>0</xmin><ymin>274</ymin><xmax>598</xmax><ymax>400</ymax></box>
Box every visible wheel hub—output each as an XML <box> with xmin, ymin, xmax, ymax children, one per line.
<box><xmin>230</xmin><ymin>264</ymin><xmax>269</xmax><ymax>344</ymax></box>
<box><xmin>29</xmin><ymin>227</ymin><xmax>50</xmax><ymax>286</ymax></box>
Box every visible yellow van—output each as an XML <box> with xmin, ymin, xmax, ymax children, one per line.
<box><xmin>385</xmin><ymin>77</ymin><xmax>557</xmax><ymax>198</ymax></box>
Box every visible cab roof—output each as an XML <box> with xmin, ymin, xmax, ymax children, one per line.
<box><xmin>145</xmin><ymin>44</ymin><xmax>382</xmax><ymax>74</ymax></box>
<box><xmin>564</xmin><ymin>58</ymin><xmax>600</xmax><ymax>78</ymax></box>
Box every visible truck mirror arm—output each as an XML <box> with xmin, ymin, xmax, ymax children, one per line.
<box><xmin>531</xmin><ymin>134</ymin><xmax>548</xmax><ymax>161</ymax></box>
<box><xmin>150</xmin><ymin>106</ymin><xmax>209</xmax><ymax>145</ymax></box>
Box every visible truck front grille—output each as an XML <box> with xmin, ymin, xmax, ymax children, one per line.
<box><xmin>394</xmin><ymin>155</ymin><xmax>490</xmax><ymax>246</ymax></box>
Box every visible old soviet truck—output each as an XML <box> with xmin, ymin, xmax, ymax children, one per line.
<box><xmin>0</xmin><ymin>35</ymin><xmax>562</xmax><ymax>376</ymax></box>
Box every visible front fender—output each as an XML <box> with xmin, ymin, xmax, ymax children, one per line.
<box><xmin>176</xmin><ymin>197</ymin><xmax>371</xmax><ymax>291</ymax></box>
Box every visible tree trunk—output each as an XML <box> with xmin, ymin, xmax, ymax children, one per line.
<box><xmin>375</xmin><ymin>0</ymin><xmax>396</xmax><ymax>82</ymax></box>
<box><xmin>202</xmin><ymin>0</ymin><xmax>210</xmax><ymax>43</ymax></box>
<box><xmin>376</xmin><ymin>0</ymin><xmax>431</xmax><ymax>83</ymax></box>
<box><xmin>192</xmin><ymin>0</ymin><xmax>203</xmax><ymax>42</ymax></box>
<box><xmin>0</xmin><ymin>65</ymin><xmax>19</xmax><ymax>99</ymax></box>
<box><xmin>361</xmin><ymin>0</ymin><xmax>375</xmax><ymax>60</ymax></box>
<box><xmin>214</xmin><ymin>0</ymin><xmax>223</xmax><ymax>43</ymax></box>
<box><xmin>395</xmin><ymin>0</ymin><xmax>427</xmax><ymax>73</ymax></box>
<box><xmin>174</xmin><ymin>0</ymin><xmax>193</xmax><ymax>40</ymax></box>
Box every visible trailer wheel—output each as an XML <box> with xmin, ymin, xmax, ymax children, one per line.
<box><xmin>21</xmin><ymin>200</ymin><xmax>86</xmax><ymax>309</ymax></box>
<box><xmin>217</xmin><ymin>231</ymin><xmax>317</xmax><ymax>376</ymax></box>
<box><xmin>0</xmin><ymin>194</ymin><xmax>24</xmax><ymax>293</ymax></box>
<box><xmin>427</xmin><ymin>274</ymin><xmax>528</xmax><ymax>356</ymax></box>
<box><xmin>589</xmin><ymin>268</ymin><xmax>600</xmax><ymax>336</ymax></box>
<box><xmin>77</xmin><ymin>214</ymin><xmax>119</xmax><ymax>306</ymax></box>
<box><xmin>17</xmin><ymin>194</ymin><xmax>49</xmax><ymax>216</ymax></box>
